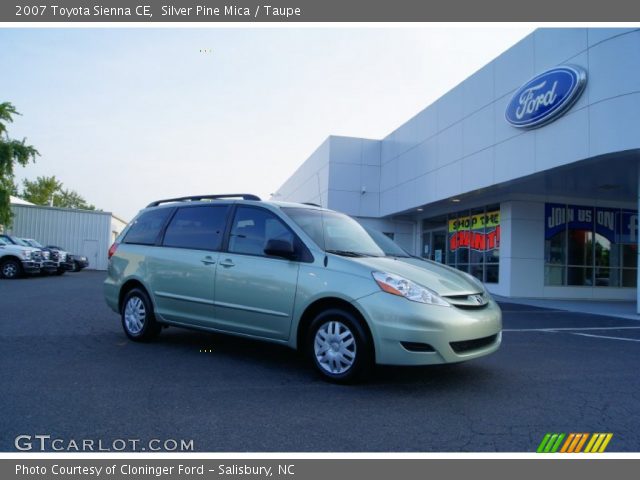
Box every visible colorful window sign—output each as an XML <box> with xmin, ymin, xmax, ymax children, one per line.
<box><xmin>545</xmin><ymin>203</ymin><xmax>638</xmax><ymax>243</ymax></box>
<box><xmin>448</xmin><ymin>211</ymin><xmax>500</xmax><ymax>232</ymax></box>
<box><xmin>448</xmin><ymin>210</ymin><xmax>500</xmax><ymax>252</ymax></box>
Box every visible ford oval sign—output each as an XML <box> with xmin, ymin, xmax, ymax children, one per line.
<box><xmin>505</xmin><ymin>65</ymin><xmax>587</xmax><ymax>129</ymax></box>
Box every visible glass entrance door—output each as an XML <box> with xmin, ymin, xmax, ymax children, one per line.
<box><xmin>422</xmin><ymin>229</ymin><xmax>447</xmax><ymax>263</ymax></box>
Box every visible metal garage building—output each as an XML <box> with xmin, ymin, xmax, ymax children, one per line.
<box><xmin>6</xmin><ymin>200</ymin><xmax>128</xmax><ymax>271</ymax></box>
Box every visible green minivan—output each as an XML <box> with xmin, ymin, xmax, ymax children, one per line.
<box><xmin>104</xmin><ymin>194</ymin><xmax>501</xmax><ymax>382</ymax></box>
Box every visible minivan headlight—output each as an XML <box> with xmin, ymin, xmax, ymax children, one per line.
<box><xmin>372</xmin><ymin>271</ymin><xmax>450</xmax><ymax>307</ymax></box>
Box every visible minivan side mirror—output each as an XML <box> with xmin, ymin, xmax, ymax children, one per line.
<box><xmin>264</xmin><ymin>238</ymin><xmax>296</xmax><ymax>260</ymax></box>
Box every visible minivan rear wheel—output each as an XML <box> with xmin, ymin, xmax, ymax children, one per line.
<box><xmin>121</xmin><ymin>288</ymin><xmax>161</xmax><ymax>341</ymax></box>
<box><xmin>308</xmin><ymin>309</ymin><xmax>371</xmax><ymax>383</ymax></box>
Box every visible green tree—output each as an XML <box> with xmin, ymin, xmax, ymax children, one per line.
<box><xmin>22</xmin><ymin>175</ymin><xmax>96</xmax><ymax>210</ymax></box>
<box><xmin>57</xmin><ymin>188</ymin><xmax>96</xmax><ymax>210</ymax></box>
<box><xmin>0</xmin><ymin>102</ymin><xmax>39</xmax><ymax>226</ymax></box>
<box><xmin>22</xmin><ymin>175</ymin><xmax>62</xmax><ymax>206</ymax></box>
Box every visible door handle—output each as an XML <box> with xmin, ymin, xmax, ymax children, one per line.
<box><xmin>219</xmin><ymin>259</ymin><xmax>235</xmax><ymax>268</ymax></box>
<box><xmin>201</xmin><ymin>256</ymin><xmax>216</xmax><ymax>265</ymax></box>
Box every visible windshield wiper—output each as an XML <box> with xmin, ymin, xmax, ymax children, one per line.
<box><xmin>326</xmin><ymin>249</ymin><xmax>370</xmax><ymax>257</ymax></box>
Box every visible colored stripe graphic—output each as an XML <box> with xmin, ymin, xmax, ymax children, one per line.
<box><xmin>537</xmin><ymin>433</ymin><xmax>565</xmax><ymax>453</ymax></box>
<box><xmin>539</xmin><ymin>433</ymin><xmax>613</xmax><ymax>453</ymax></box>
<box><xmin>560</xmin><ymin>433</ymin><xmax>575</xmax><ymax>453</ymax></box>
<box><xmin>574</xmin><ymin>433</ymin><xmax>589</xmax><ymax>453</ymax></box>
<box><xmin>563</xmin><ymin>433</ymin><xmax>588</xmax><ymax>453</ymax></box>
<box><xmin>537</xmin><ymin>434</ymin><xmax>552</xmax><ymax>453</ymax></box>
<box><xmin>585</xmin><ymin>433</ymin><xmax>613</xmax><ymax>453</ymax></box>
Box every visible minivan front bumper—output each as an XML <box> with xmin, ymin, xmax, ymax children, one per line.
<box><xmin>355</xmin><ymin>291</ymin><xmax>502</xmax><ymax>366</ymax></box>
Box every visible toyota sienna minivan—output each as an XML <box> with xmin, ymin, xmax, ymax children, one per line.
<box><xmin>104</xmin><ymin>194</ymin><xmax>501</xmax><ymax>382</ymax></box>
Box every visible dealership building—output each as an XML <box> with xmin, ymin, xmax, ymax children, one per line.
<box><xmin>274</xmin><ymin>28</ymin><xmax>640</xmax><ymax>306</ymax></box>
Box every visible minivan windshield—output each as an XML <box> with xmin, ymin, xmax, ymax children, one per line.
<box><xmin>283</xmin><ymin>208</ymin><xmax>385</xmax><ymax>257</ymax></box>
<box><xmin>365</xmin><ymin>228</ymin><xmax>411</xmax><ymax>258</ymax></box>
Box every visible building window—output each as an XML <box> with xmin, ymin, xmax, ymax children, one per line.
<box><xmin>544</xmin><ymin>203</ymin><xmax>637</xmax><ymax>287</ymax></box>
<box><xmin>442</xmin><ymin>205</ymin><xmax>500</xmax><ymax>283</ymax></box>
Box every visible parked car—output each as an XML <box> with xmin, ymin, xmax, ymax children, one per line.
<box><xmin>104</xmin><ymin>194</ymin><xmax>502</xmax><ymax>383</ymax></box>
<box><xmin>21</xmin><ymin>238</ymin><xmax>65</xmax><ymax>275</ymax></box>
<box><xmin>0</xmin><ymin>234</ymin><xmax>57</xmax><ymax>274</ymax></box>
<box><xmin>0</xmin><ymin>236</ymin><xmax>43</xmax><ymax>279</ymax></box>
<box><xmin>19</xmin><ymin>238</ymin><xmax>73</xmax><ymax>275</ymax></box>
<box><xmin>46</xmin><ymin>245</ymin><xmax>88</xmax><ymax>272</ymax></box>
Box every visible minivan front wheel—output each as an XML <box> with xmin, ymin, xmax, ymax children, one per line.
<box><xmin>121</xmin><ymin>288</ymin><xmax>161</xmax><ymax>341</ymax></box>
<box><xmin>308</xmin><ymin>309</ymin><xmax>371</xmax><ymax>383</ymax></box>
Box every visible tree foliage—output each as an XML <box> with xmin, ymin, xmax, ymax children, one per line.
<box><xmin>22</xmin><ymin>175</ymin><xmax>96</xmax><ymax>210</ymax></box>
<box><xmin>0</xmin><ymin>102</ymin><xmax>39</xmax><ymax>226</ymax></box>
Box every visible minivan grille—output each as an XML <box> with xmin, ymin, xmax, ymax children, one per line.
<box><xmin>450</xmin><ymin>334</ymin><xmax>498</xmax><ymax>354</ymax></box>
<box><xmin>442</xmin><ymin>292</ymin><xmax>489</xmax><ymax>310</ymax></box>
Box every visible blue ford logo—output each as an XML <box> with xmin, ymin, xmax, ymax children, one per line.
<box><xmin>505</xmin><ymin>65</ymin><xmax>587</xmax><ymax>129</ymax></box>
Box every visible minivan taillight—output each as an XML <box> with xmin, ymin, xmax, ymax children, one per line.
<box><xmin>108</xmin><ymin>242</ymin><xmax>119</xmax><ymax>259</ymax></box>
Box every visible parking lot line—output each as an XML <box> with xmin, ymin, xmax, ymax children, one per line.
<box><xmin>503</xmin><ymin>326</ymin><xmax>640</xmax><ymax>332</ymax></box>
<box><xmin>569</xmin><ymin>332</ymin><xmax>640</xmax><ymax>343</ymax></box>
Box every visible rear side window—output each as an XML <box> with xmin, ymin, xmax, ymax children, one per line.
<box><xmin>123</xmin><ymin>208</ymin><xmax>173</xmax><ymax>245</ymax></box>
<box><xmin>162</xmin><ymin>205</ymin><xmax>229</xmax><ymax>251</ymax></box>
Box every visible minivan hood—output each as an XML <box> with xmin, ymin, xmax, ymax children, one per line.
<box><xmin>348</xmin><ymin>255</ymin><xmax>482</xmax><ymax>296</ymax></box>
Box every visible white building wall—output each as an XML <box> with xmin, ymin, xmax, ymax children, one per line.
<box><xmin>111</xmin><ymin>216</ymin><xmax>128</xmax><ymax>243</ymax></box>
<box><xmin>326</xmin><ymin>136</ymin><xmax>381</xmax><ymax>218</ymax></box>
<box><xmin>378</xmin><ymin>28</ymin><xmax>640</xmax><ymax>216</ymax></box>
<box><xmin>497</xmin><ymin>201</ymin><xmax>546</xmax><ymax>298</ymax></box>
<box><xmin>9</xmin><ymin>204</ymin><xmax>113</xmax><ymax>270</ymax></box>
<box><xmin>275</xmin><ymin>29</ymin><xmax>640</xmax><ymax>221</ymax></box>
<box><xmin>273</xmin><ymin>138</ymin><xmax>331</xmax><ymax>206</ymax></box>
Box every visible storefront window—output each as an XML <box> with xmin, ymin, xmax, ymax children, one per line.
<box><xmin>544</xmin><ymin>203</ymin><xmax>637</xmax><ymax>288</ymax></box>
<box><xmin>442</xmin><ymin>205</ymin><xmax>500</xmax><ymax>283</ymax></box>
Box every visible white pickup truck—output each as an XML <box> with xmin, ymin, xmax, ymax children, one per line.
<box><xmin>22</xmin><ymin>238</ymin><xmax>74</xmax><ymax>275</ymax></box>
<box><xmin>0</xmin><ymin>237</ymin><xmax>43</xmax><ymax>279</ymax></box>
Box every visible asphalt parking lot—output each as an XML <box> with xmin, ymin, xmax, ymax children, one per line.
<box><xmin>1</xmin><ymin>272</ymin><xmax>639</xmax><ymax>452</ymax></box>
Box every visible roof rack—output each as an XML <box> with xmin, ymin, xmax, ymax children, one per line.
<box><xmin>302</xmin><ymin>202</ymin><xmax>322</xmax><ymax>207</ymax></box>
<box><xmin>147</xmin><ymin>194</ymin><xmax>261</xmax><ymax>208</ymax></box>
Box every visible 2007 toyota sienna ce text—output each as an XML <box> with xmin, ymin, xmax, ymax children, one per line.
<box><xmin>104</xmin><ymin>194</ymin><xmax>501</xmax><ymax>382</ymax></box>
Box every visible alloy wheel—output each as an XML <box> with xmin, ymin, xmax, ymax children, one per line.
<box><xmin>124</xmin><ymin>296</ymin><xmax>146</xmax><ymax>335</ymax></box>
<box><xmin>313</xmin><ymin>320</ymin><xmax>357</xmax><ymax>375</ymax></box>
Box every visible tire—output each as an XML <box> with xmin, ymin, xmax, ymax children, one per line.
<box><xmin>73</xmin><ymin>262</ymin><xmax>81</xmax><ymax>272</ymax></box>
<box><xmin>0</xmin><ymin>259</ymin><xmax>23</xmax><ymax>279</ymax></box>
<box><xmin>121</xmin><ymin>287</ymin><xmax>161</xmax><ymax>341</ymax></box>
<box><xmin>55</xmin><ymin>269</ymin><xmax>65</xmax><ymax>276</ymax></box>
<box><xmin>307</xmin><ymin>308</ymin><xmax>372</xmax><ymax>383</ymax></box>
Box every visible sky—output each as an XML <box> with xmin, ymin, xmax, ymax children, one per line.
<box><xmin>0</xmin><ymin>27</ymin><xmax>534</xmax><ymax>220</ymax></box>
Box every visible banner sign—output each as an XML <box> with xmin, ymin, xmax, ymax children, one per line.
<box><xmin>620</xmin><ymin>210</ymin><xmax>639</xmax><ymax>244</ymax></box>
<box><xmin>545</xmin><ymin>203</ymin><xmax>638</xmax><ymax>243</ymax></box>
<box><xmin>448</xmin><ymin>211</ymin><xmax>500</xmax><ymax>233</ymax></box>
<box><xmin>448</xmin><ymin>211</ymin><xmax>500</xmax><ymax>252</ymax></box>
